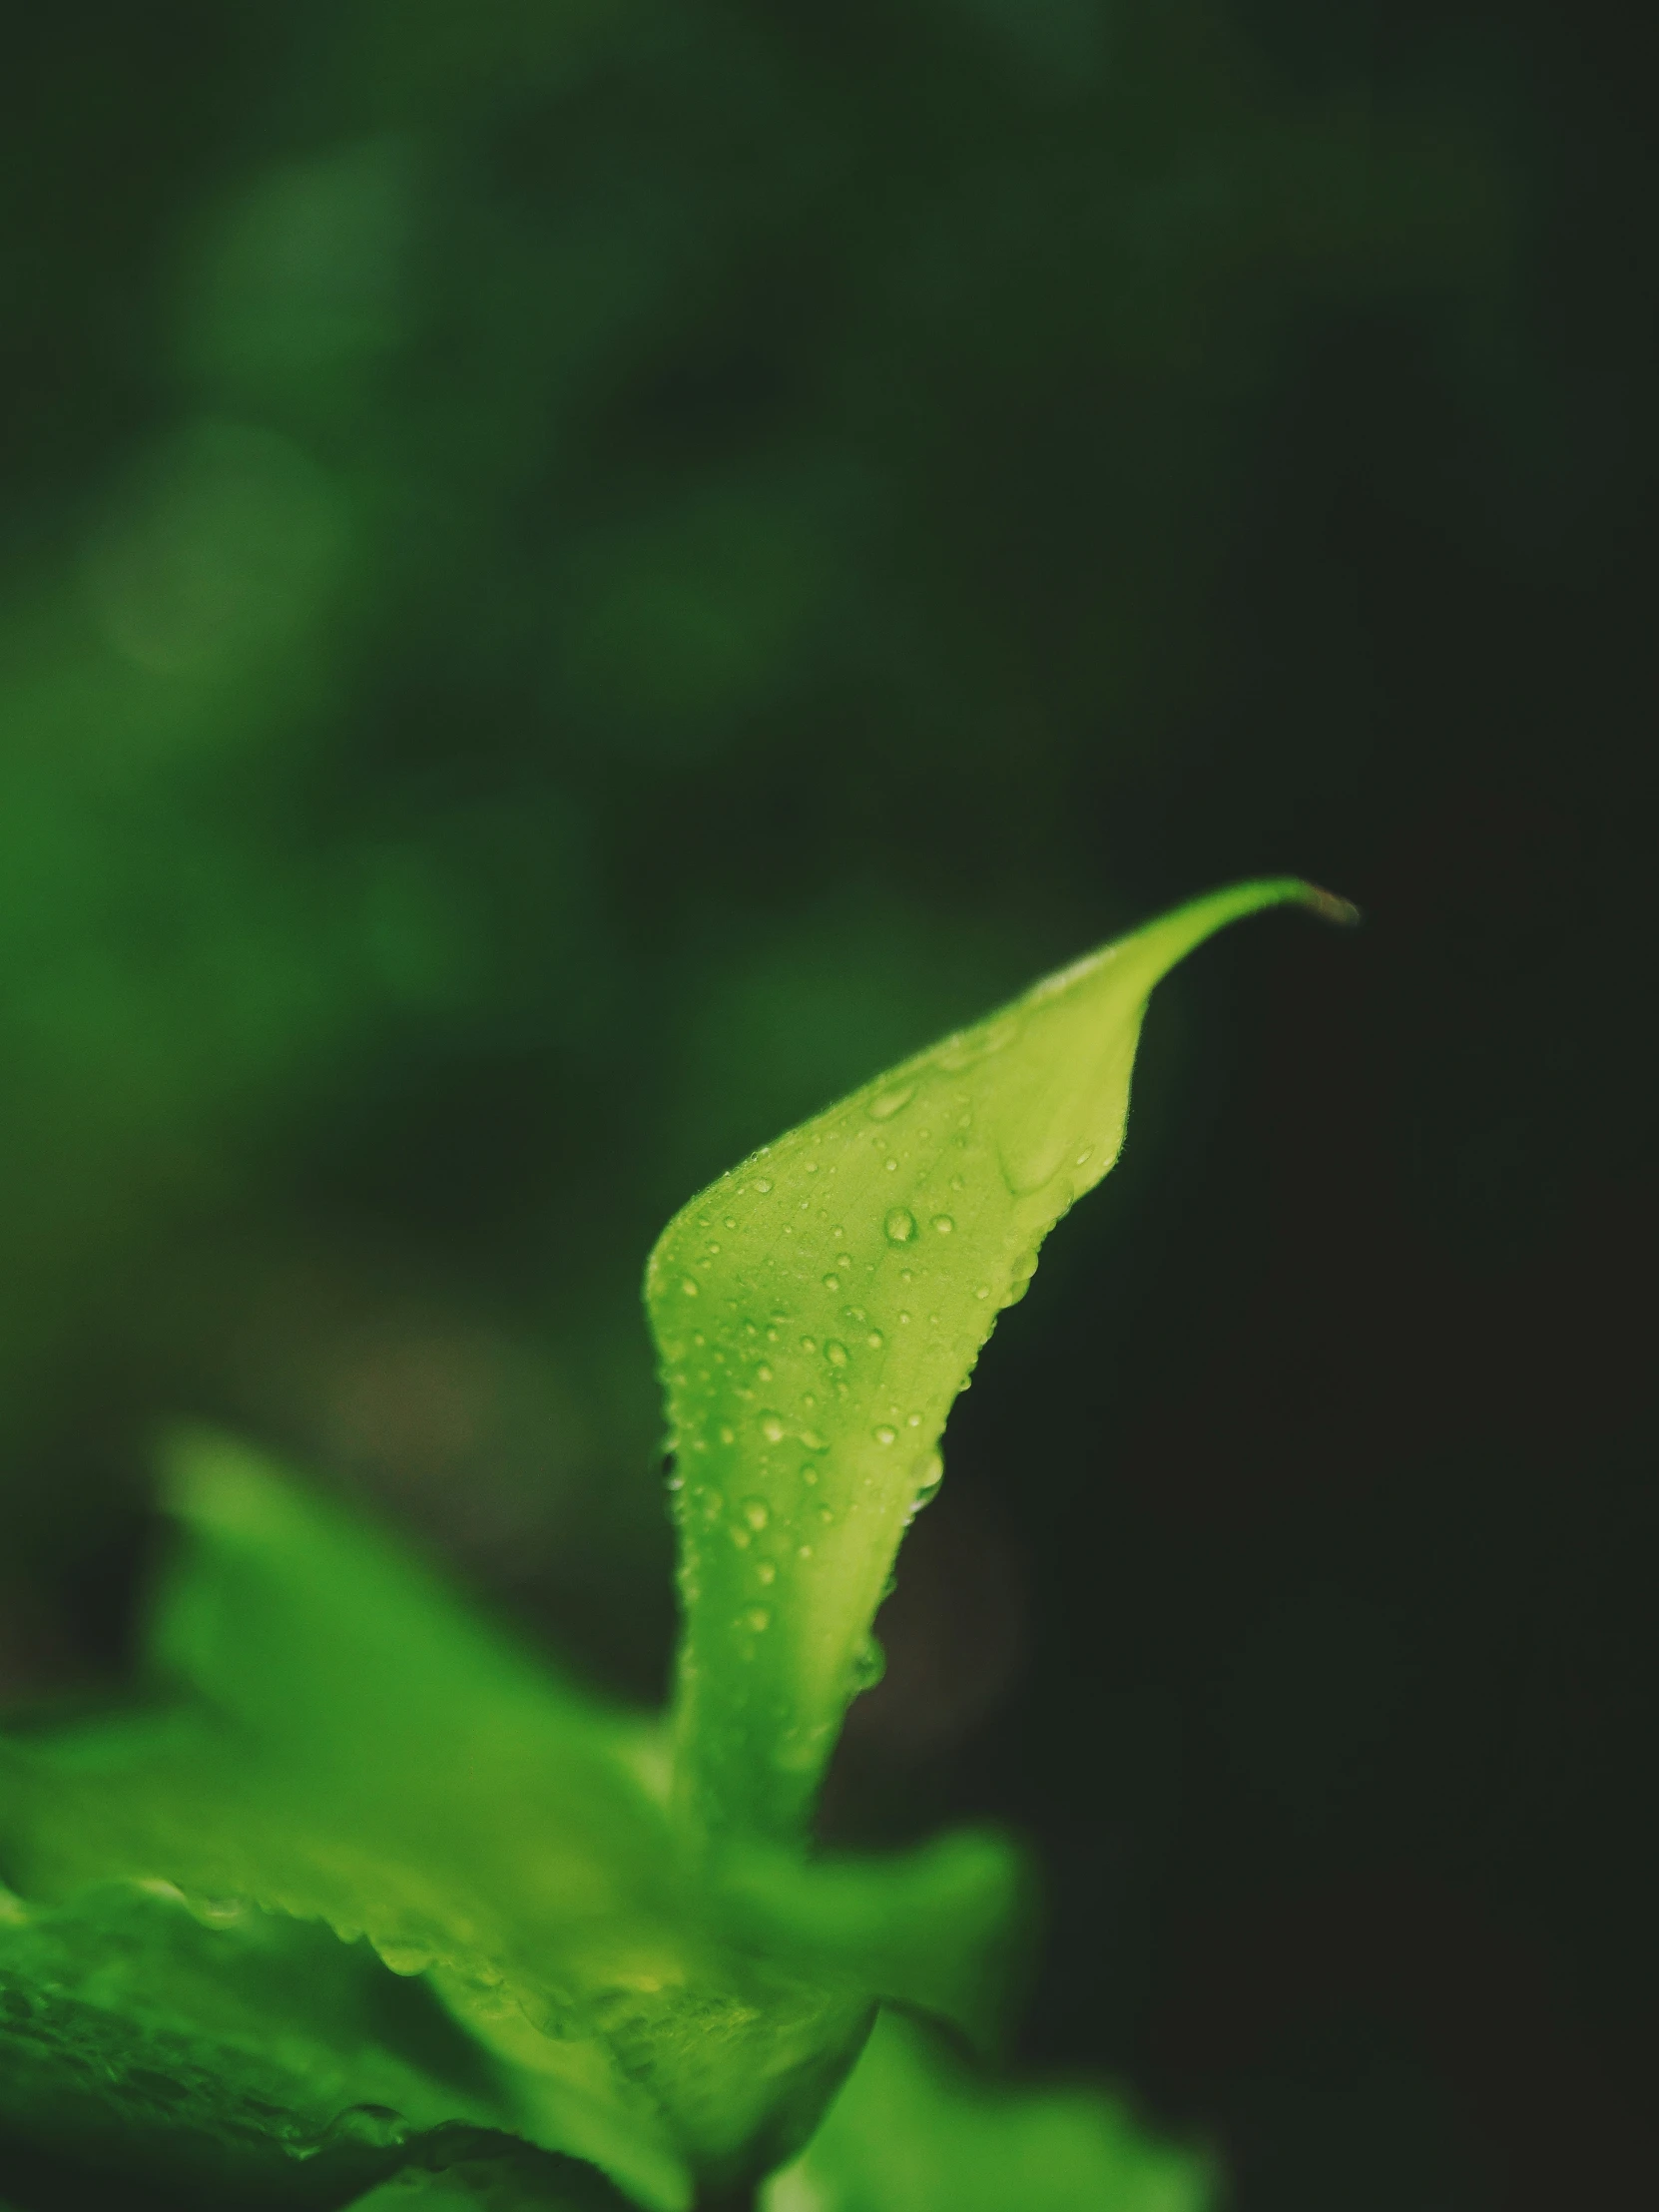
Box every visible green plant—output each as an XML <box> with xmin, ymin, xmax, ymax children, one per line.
<box><xmin>0</xmin><ymin>878</ymin><xmax>1351</xmax><ymax>2211</ymax></box>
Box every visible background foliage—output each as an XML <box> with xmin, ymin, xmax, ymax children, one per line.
<box><xmin>2</xmin><ymin>3</ymin><xmax>1654</xmax><ymax>2206</ymax></box>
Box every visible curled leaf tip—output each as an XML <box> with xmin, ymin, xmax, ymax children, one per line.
<box><xmin>1295</xmin><ymin>881</ymin><xmax>1363</xmax><ymax>928</ymax></box>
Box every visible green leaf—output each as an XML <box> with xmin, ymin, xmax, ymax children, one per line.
<box><xmin>648</xmin><ymin>878</ymin><xmax>1354</xmax><ymax>1844</ymax></box>
<box><xmin>0</xmin><ymin>1876</ymin><xmax>508</xmax><ymax>2205</ymax></box>
<box><xmin>761</xmin><ymin>2011</ymin><xmax>1217</xmax><ymax>2212</ymax></box>
<box><xmin>0</xmin><ymin>1435</ymin><xmax>876</xmax><ymax>2207</ymax></box>
<box><xmin>708</xmin><ymin>1825</ymin><xmax>1030</xmax><ymax>2060</ymax></box>
<box><xmin>342</xmin><ymin>2140</ymin><xmax>638</xmax><ymax>2208</ymax></box>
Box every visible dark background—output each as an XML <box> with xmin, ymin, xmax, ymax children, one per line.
<box><xmin>1</xmin><ymin>4</ymin><xmax>1654</xmax><ymax>2207</ymax></box>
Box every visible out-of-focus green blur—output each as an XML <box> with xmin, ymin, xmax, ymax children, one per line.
<box><xmin>4</xmin><ymin>5</ymin><xmax>1655</xmax><ymax>2206</ymax></box>
<box><xmin>0</xmin><ymin>0</ymin><xmax>1508</xmax><ymax>1670</ymax></box>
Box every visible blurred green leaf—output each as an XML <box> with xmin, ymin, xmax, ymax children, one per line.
<box><xmin>0</xmin><ymin>1876</ymin><xmax>506</xmax><ymax>2204</ymax></box>
<box><xmin>762</xmin><ymin>2010</ymin><xmax>1216</xmax><ymax>2212</ymax></box>
<box><xmin>342</xmin><ymin>2140</ymin><xmax>635</xmax><ymax>2208</ymax></box>
<box><xmin>2</xmin><ymin>1430</ymin><xmax>1028</xmax><ymax>2198</ymax></box>
<box><xmin>1</xmin><ymin>1433</ymin><xmax>867</xmax><ymax>2207</ymax></box>
<box><xmin>650</xmin><ymin>878</ymin><xmax>1352</xmax><ymax>1845</ymax></box>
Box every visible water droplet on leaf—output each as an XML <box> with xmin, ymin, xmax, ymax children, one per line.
<box><xmin>377</xmin><ymin>1940</ymin><xmax>436</xmax><ymax>1976</ymax></box>
<box><xmin>867</xmin><ymin>1083</ymin><xmax>915</xmax><ymax>1121</ymax></box>
<box><xmin>883</xmin><ymin>1207</ymin><xmax>917</xmax><ymax>1245</ymax></box>
<box><xmin>322</xmin><ymin>2105</ymin><xmax>406</xmax><ymax>2152</ymax></box>
<box><xmin>910</xmin><ymin>1451</ymin><xmax>943</xmax><ymax>1512</ymax></box>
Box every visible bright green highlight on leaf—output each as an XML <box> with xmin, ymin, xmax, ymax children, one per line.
<box><xmin>649</xmin><ymin>877</ymin><xmax>1354</xmax><ymax>1845</ymax></box>
<box><xmin>762</xmin><ymin>2010</ymin><xmax>1215</xmax><ymax>2212</ymax></box>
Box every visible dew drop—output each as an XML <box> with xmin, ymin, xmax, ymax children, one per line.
<box><xmin>883</xmin><ymin>1207</ymin><xmax>917</xmax><ymax>1245</ymax></box>
<box><xmin>884</xmin><ymin>1158</ymin><xmax>899</xmax><ymax>1172</ymax></box>
<box><xmin>931</xmin><ymin>1214</ymin><xmax>955</xmax><ymax>1236</ymax></box>
<box><xmin>935</xmin><ymin>1015</ymin><xmax>1020</xmax><ymax>1071</ymax></box>
<box><xmin>755</xmin><ymin>1178</ymin><xmax>774</xmax><ymax>1194</ymax></box>
<box><xmin>849</xmin><ymin>1635</ymin><xmax>886</xmax><ymax>1693</ymax></box>
<box><xmin>825</xmin><ymin>1340</ymin><xmax>849</xmax><ymax>1369</ymax></box>
<box><xmin>192</xmin><ymin>1896</ymin><xmax>246</xmax><ymax>1928</ymax></box>
<box><xmin>897</xmin><ymin>1311</ymin><xmax>911</xmax><ymax>1325</ymax></box>
<box><xmin>823</xmin><ymin>1274</ymin><xmax>841</xmax><ymax>1292</ymax></box>
<box><xmin>817</xmin><ymin>1503</ymin><xmax>834</xmax><ymax>1524</ymax></box>
<box><xmin>975</xmin><ymin>1286</ymin><xmax>990</xmax><ymax>1300</ymax></box>
<box><xmin>910</xmin><ymin>1451</ymin><xmax>943</xmax><ymax>1511</ymax></box>
<box><xmin>742</xmin><ymin>1496</ymin><xmax>771</xmax><ymax>1532</ymax></box>
<box><xmin>797</xmin><ymin>1543</ymin><xmax>814</xmax><ymax>1560</ymax></box>
<box><xmin>865</xmin><ymin>1329</ymin><xmax>884</xmax><ymax>1350</ymax></box>
<box><xmin>756</xmin><ymin>1559</ymin><xmax>777</xmax><ymax>1586</ymax></box>
<box><xmin>719</xmin><ymin>1424</ymin><xmax>736</xmax><ymax>1445</ymax></box>
<box><xmin>730</xmin><ymin>1524</ymin><xmax>752</xmax><ymax>1550</ymax></box>
<box><xmin>800</xmin><ymin>1335</ymin><xmax>819</xmax><ymax>1354</ymax></box>
<box><xmin>377</xmin><ymin>1939</ymin><xmax>436</xmax><ymax>1977</ymax></box>
<box><xmin>801</xmin><ymin>1464</ymin><xmax>820</xmax><ymax>1485</ymax></box>
<box><xmin>323</xmin><ymin>2104</ymin><xmax>407</xmax><ymax>2152</ymax></box>
<box><xmin>760</xmin><ymin>1413</ymin><xmax>786</xmax><ymax>1444</ymax></box>
<box><xmin>757</xmin><ymin>1363</ymin><xmax>774</xmax><ymax>1382</ymax></box>
<box><xmin>867</xmin><ymin>1083</ymin><xmax>916</xmax><ymax>1121</ymax></box>
<box><xmin>873</xmin><ymin>1424</ymin><xmax>896</xmax><ymax>1445</ymax></box>
<box><xmin>739</xmin><ymin>1606</ymin><xmax>772</xmax><ymax>1635</ymax></box>
<box><xmin>680</xmin><ymin>1279</ymin><xmax>700</xmax><ymax>1298</ymax></box>
<box><xmin>801</xmin><ymin>1430</ymin><xmax>827</xmax><ymax>1452</ymax></box>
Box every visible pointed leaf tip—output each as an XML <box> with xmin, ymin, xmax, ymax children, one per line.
<box><xmin>648</xmin><ymin>878</ymin><xmax>1350</xmax><ymax>1844</ymax></box>
<box><xmin>1295</xmin><ymin>881</ymin><xmax>1363</xmax><ymax>928</ymax></box>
